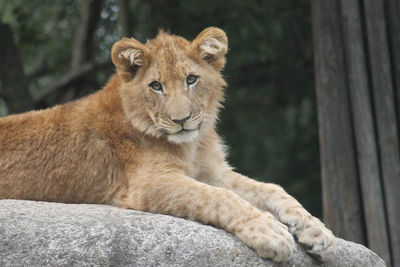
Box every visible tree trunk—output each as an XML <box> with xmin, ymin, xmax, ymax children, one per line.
<box><xmin>59</xmin><ymin>0</ymin><xmax>104</xmax><ymax>104</ymax></box>
<box><xmin>311</xmin><ymin>0</ymin><xmax>400</xmax><ymax>266</ymax></box>
<box><xmin>118</xmin><ymin>0</ymin><xmax>133</xmax><ymax>37</ymax></box>
<box><xmin>71</xmin><ymin>0</ymin><xmax>103</xmax><ymax>69</ymax></box>
<box><xmin>0</xmin><ymin>22</ymin><xmax>33</xmax><ymax>114</ymax></box>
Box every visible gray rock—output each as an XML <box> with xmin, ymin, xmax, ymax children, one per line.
<box><xmin>0</xmin><ymin>199</ymin><xmax>385</xmax><ymax>267</ymax></box>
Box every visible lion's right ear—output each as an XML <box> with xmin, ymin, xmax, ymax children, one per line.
<box><xmin>111</xmin><ymin>38</ymin><xmax>148</xmax><ymax>82</ymax></box>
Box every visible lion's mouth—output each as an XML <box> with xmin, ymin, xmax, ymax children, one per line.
<box><xmin>160</xmin><ymin>127</ymin><xmax>196</xmax><ymax>136</ymax></box>
<box><xmin>164</xmin><ymin>121</ymin><xmax>202</xmax><ymax>135</ymax></box>
<box><xmin>165</xmin><ymin>126</ymin><xmax>201</xmax><ymax>144</ymax></box>
<box><xmin>157</xmin><ymin>119</ymin><xmax>202</xmax><ymax>144</ymax></box>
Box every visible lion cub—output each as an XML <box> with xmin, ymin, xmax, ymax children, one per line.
<box><xmin>0</xmin><ymin>27</ymin><xmax>335</xmax><ymax>262</ymax></box>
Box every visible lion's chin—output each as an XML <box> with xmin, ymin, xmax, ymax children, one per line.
<box><xmin>167</xmin><ymin>130</ymin><xmax>199</xmax><ymax>144</ymax></box>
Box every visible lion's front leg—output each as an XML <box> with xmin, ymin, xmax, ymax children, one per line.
<box><xmin>211</xmin><ymin>170</ymin><xmax>336</xmax><ymax>260</ymax></box>
<box><xmin>115</xmin><ymin>172</ymin><xmax>295</xmax><ymax>262</ymax></box>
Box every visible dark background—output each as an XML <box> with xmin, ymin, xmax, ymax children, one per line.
<box><xmin>0</xmin><ymin>0</ymin><xmax>320</xmax><ymax>216</ymax></box>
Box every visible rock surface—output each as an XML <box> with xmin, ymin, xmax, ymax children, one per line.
<box><xmin>0</xmin><ymin>199</ymin><xmax>385</xmax><ymax>266</ymax></box>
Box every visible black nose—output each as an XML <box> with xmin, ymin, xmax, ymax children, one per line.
<box><xmin>171</xmin><ymin>113</ymin><xmax>192</xmax><ymax>125</ymax></box>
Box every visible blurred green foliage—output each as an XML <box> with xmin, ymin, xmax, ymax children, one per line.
<box><xmin>0</xmin><ymin>0</ymin><xmax>321</xmax><ymax>216</ymax></box>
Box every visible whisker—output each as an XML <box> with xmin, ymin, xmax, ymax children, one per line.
<box><xmin>203</xmin><ymin>113</ymin><xmax>215</xmax><ymax>119</ymax></box>
<box><xmin>191</xmin><ymin>113</ymin><xmax>202</xmax><ymax>121</ymax></box>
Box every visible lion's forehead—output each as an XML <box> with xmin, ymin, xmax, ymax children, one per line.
<box><xmin>147</xmin><ymin>38</ymin><xmax>197</xmax><ymax>81</ymax></box>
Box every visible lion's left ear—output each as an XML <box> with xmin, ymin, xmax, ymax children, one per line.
<box><xmin>191</xmin><ymin>27</ymin><xmax>228</xmax><ymax>71</ymax></box>
<box><xmin>111</xmin><ymin>38</ymin><xmax>149</xmax><ymax>82</ymax></box>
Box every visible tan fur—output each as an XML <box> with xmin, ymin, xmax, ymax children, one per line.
<box><xmin>0</xmin><ymin>27</ymin><xmax>335</xmax><ymax>262</ymax></box>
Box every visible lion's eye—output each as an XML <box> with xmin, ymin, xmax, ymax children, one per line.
<box><xmin>149</xmin><ymin>81</ymin><xmax>163</xmax><ymax>92</ymax></box>
<box><xmin>186</xmin><ymin>75</ymin><xmax>198</xmax><ymax>85</ymax></box>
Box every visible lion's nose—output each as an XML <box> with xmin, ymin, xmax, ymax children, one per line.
<box><xmin>170</xmin><ymin>112</ymin><xmax>192</xmax><ymax>125</ymax></box>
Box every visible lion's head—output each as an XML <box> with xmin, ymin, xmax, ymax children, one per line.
<box><xmin>111</xmin><ymin>27</ymin><xmax>228</xmax><ymax>144</ymax></box>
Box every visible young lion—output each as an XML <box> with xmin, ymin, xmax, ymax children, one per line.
<box><xmin>0</xmin><ymin>27</ymin><xmax>335</xmax><ymax>262</ymax></box>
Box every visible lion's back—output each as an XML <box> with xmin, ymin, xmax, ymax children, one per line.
<box><xmin>0</xmin><ymin>99</ymin><xmax>127</xmax><ymax>204</ymax></box>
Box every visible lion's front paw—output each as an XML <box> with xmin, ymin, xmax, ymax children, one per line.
<box><xmin>296</xmin><ymin>218</ymin><xmax>336</xmax><ymax>260</ymax></box>
<box><xmin>278</xmin><ymin>208</ymin><xmax>336</xmax><ymax>260</ymax></box>
<box><xmin>234</xmin><ymin>213</ymin><xmax>296</xmax><ymax>262</ymax></box>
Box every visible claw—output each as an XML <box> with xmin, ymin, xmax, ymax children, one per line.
<box><xmin>309</xmin><ymin>252</ymin><xmax>323</xmax><ymax>262</ymax></box>
<box><xmin>300</xmin><ymin>243</ymin><xmax>313</xmax><ymax>251</ymax></box>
